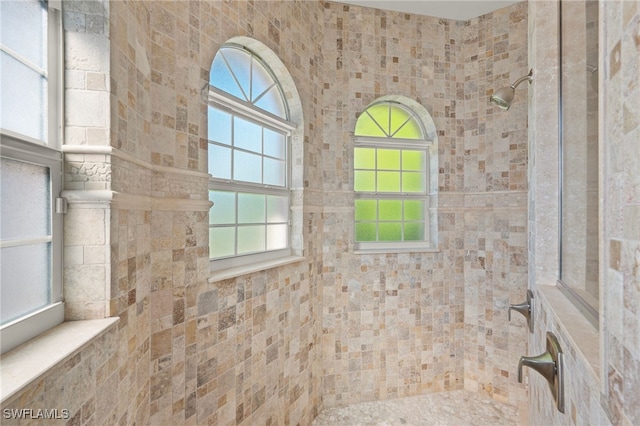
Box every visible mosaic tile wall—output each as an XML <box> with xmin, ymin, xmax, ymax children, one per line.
<box><xmin>528</xmin><ymin>0</ymin><xmax>640</xmax><ymax>424</ymax></box>
<box><xmin>320</xmin><ymin>1</ymin><xmax>529</xmax><ymax>408</ymax></box>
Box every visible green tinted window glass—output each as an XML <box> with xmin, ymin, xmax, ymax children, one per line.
<box><xmin>354</xmin><ymin>148</ymin><xmax>375</xmax><ymax>169</ymax></box>
<box><xmin>355</xmin><ymin>222</ymin><xmax>377</xmax><ymax>242</ymax></box>
<box><xmin>210</xmin><ymin>227</ymin><xmax>235</xmax><ymax>258</ymax></box>
<box><xmin>355</xmin><ymin>199</ymin><xmax>377</xmax><ymax>221</ymax></box>
<box><xmin>404</xmin><ymin>222</ymin><xmax>424</xmax><ymax>241</ymax></box>
<box><xmin>355</xmin><ymin>112</ymin><xmax>386</xmax><ymax>137</ymax></box>
<box><xmin>403</xmin><ymin>200</ymin><xmax>424</xmax><ymax>221</ymax></box>
<box><xmin>378</xmin><ymin>223</ymin><xmax>402</xmax><ymax>241</ymax></box>
<box><xmin>377</xmin><ymin>149</ymin><xmax>400</xmax><ymax>170</ymax></box>
<box><xmin>377</xmin><ymin>171</ymin><xmax>400</xmax><ymax>192</ymax></box>
<box><xmin>402</xmin><ymin>172</ymin><xmax>425</xmax><ymax>193</ymax></box>
<box><xmin>393</xmin><ymin>117</ymin><xmax>423</xmax><ymax>139</ymax></box>
<box><xmin>366</xmin><ymin>104</ymin><xmax>390</xmax><ymax>135</ymax></box>
<box><xmin>389</xmin><ymin>105</ymin><xmax>412</xmax><ymax>136</ymax></box>
<box><xmin>401</xmin><ymin>150</ymin><xmax>425</xmax><ymax>171</ymax></box>
<box><xmin>238</xmin><ymin>193</ymin><xmax>265</xmax><ymax>223</ymax></box>
<box><xmin>237</xmin><ymin>225</ymin><xmax>265</xmax><ymax>254</ymax></box>
<box><xmin>354</xmin><ymin>171</ymin><xmax>375</xmax><ymax>192</ymax></box>
<box><xmin>378</xmin><ymin>200</ymin><xmax>402</xmax><ymax>221</ymax></box>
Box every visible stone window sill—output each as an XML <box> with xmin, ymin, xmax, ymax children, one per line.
<box><xmin>209</xmin><ymin>255</ymin><xmax>305</xmax><ymax>282</ymax></box>
<box><xmin>537</xmin><ymin>284</ymin><xmax>600</xmax><ymax>382</ymax></box>
<box><xmin>0</xmin><ymin>318</ymin><xmax>119</xmax><ymax>403</ymax></box>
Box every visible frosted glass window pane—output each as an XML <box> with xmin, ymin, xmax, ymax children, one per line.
<box><xmin>354</xmin><ymin>171</ymin><xmax>375</xmax><ymax>192</ymax></box>
<box><xmin>254</xmin><ymin>86</ymin><xmax>286</xmax><ymax>118</ymax></box>
<box><xmin>208</xmin><ymin>107</ymin><xmax>232</xmax><ymax>145</ymax></box>
<box><xmin>355</xmin><ymin>113</ymin><xmax>386</xmax><ymax>137</ymax></box>
<box><xmin>263</xmin><ymin>128</ymin><xmax>286</xmax><ymax>159</ymax></box>
<box><xmin>210</xmin><ymin>54</ymin><xmax>245</xmax><ymax>100</ymax></box>
<box><xmin>377</xmin><ymin>149</ymin><xmax>400</xmax><ymax>170</ymax></box>
<box><xmin>404</xmin><ymin>223</ymin><xmax>424</xmax><ymax>241</ymax></box>
<box><xmin>267</xmin><ymin>196</ymin><xmax>288</xmax><ymax>223</ymax></box>
<box><xmin>0</xmin><ymin>158</ymin><xmax>50</xmax><ymax>240</ymax></box>
<box><xmin>355</xmin><ymin>223</ymin><xmax>376</xmax><ymax>242</ymax></box>
<box><xmin>210</xmin><ymin>227</ymin><xmax>235</xmax><ymax>259</ymax></box>
<box><xmin>1</xmin><ymin>52</ymin><xmax>47</xmax><ymax>142</ymax></box>
<box><xmin>401</xmin><ymin>150</ymin><xmax>425</xmax><ymax>171</ymax></box>
<box><xmin>234</xmin><ymin>117</ymin><xmax>262</xmax><ymax>153</ymax></box>
<box><xmin>1</xmin><ymin>243</ymin><xmax>50</xmax><ymax>325</ymax></box>
<box><xmin>377</xmin><ymin>171</ymin><xmax>400</xmax><ymax>192</ymax></box>
<box><xmin>0</xmin><ymin>0</ymin><xmax>47</xmax><ymax>69</ymax></box>
<box><xmin>209</xmin><ymin>144</ymin><xmax>231</xmax><ymax>179</ymax></box>
<box><xmin>366</xmin><ymin>104</ymin><xmax>390</xmax><ymax>135</ymax></box>
<box><xmin>402</xmin><ymin>172</ymin><xmax>425</xmax><ymax>193</ymax></box>
<box><xmin>210</xmin><ymin>191</ymin><xmax>235</xmax><ymax>225</ymax></box>
<box><xmin>264</xmin><ymin>158</ymin><xmax>285</xmax><ymax>187</ymax></box>
<box><xmin>403</xmin><ymin>200</ymin><xmax>424</xmax><ymax>221</ymax></box>
<box><xmin>238</xmin><ymin>193</ymin><xmax>265</xmax><ymax>224</ymax></box>
<box><xmin>379</xmin><ymin>223</ymin><xmax>402</xmax><ymax>241</ymax></box>
<box><xmin>234</xmin><ymin>151</ymin><xmax>262</xmax><ymax>183</ymax></box>
<box><xmin>221</xmin><ymin>48</ymin><xmax>251</xmax><ymax>100</ymax></box>
<box><xmin>251</xmin><ymin>58</ymin><xmax>274</xmax><ymax>103</ymax></box>
<box><xmin>378</xmin><ymin>200</ymin><xmax>402</xmax><ymax>221</ymax></box>
<box><xmin>389</xmin><ymin>105</ymin><xmax>413</xmax><ymax>136</ymax></box>
<box><xmin>238</xmin><ymin>225</ymin><xmax>265</xmax><ymax>254</ymax></box>
<box><xmin>354</xmin><ymin>148</ymin><xmax>375</xmax><ymax>169</ymax></box>
<box><xmin>393</xmin><ymin>118</ymin><xmax>423</xmax><ymax>139</ymax></box>
<box><xmin>266</xmin><ymin>224</ymin><xmax>287</xmax><ymax>250</ymax></box>
<box><xmin>355</xmin><ymin>200</ymin><xmax>376</xmax><ymax>221</ymax></box>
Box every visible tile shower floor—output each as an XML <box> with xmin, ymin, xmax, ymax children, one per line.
<box><xmin>312</xmin><ymin>390</ymin><xmax>524</xmax><ymax>426</ymax></box>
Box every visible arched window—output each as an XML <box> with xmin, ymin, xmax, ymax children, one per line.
<box><xmin>354</xmin><ymin>100</ymin><xmax>436</xmax><ymax>251</ymax></box>
<box><xmin>208</xmin><ymin>44</ymin><xmax>296</xmax><ymax>270</ymax></box>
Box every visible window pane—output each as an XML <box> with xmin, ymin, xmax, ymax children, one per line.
<box><xmin>210</xmin><ymin>191</ymin><xmax>235</xmax><ymax>225</ymax></box>
<box><xmin>267</xmin><ymin>196</ymin><xmax>288</xmax><ymax>223</ymax></box>
<box><xmin>366</xmin><ymin>104</ymin><xmax>390</xmax><ymax>135</ymax></box>
<box><xmin>402</xmin><ymin>172</ymin><xmax>425</xmax><ymax>193</ymax></box>
<box><xmin>389</xmin><ymin>105</ymin><xmax>413</xmax><ymax>137</ymax></box>
<box><xmin>264</xmin><ymin>158</ymin><xmax>285</xmax><ymax>187</ymax></box>
<box><xmin>404</xmin><ymin>222</ymin><xmax>424</xmax><ymax>241</ymax></box>
<box><xmin>402</xmin><ymin>150</ymin><xmax>425</xmax><ymax>171</ymax></box>
<box><xmin>393</xmin><ymin>118</ymin><xmax>423</xmax><ymax>139</ymax></box>
<box><xmin>263</xmin><ymin>128</ymin><xmax>285</xmax><ymax>159</ymax></box>
<box><xmin>251</xmin><ymin>57</ymin><xmax>274</xmax><ymax>103</ymax></box>
<box><xmin>403</xmin><ymin>200</ymin><xmax>424</xmax><ymax>221</ymax></box>
<box><xmin>210</xmin><ymin>227</ymin><xmax>235</xmax><ymax>259</ymax></box>
<box><xmin>209</xmin><ymin>144</ymin><xmax>231</xmax><ymax>179</ymax></box>
<box><xmin>377</xmin><ymin>149</ymin><xmax>400</xmax><ymax>170</ymax></box>
<box><xmin>0</xmin><ymin>0</ymin><xmax>47</xmax><ymax>69</ymax></box>
<box><xmin>1</xmin><ymin>52</ymin><xmax>47</xmax><ymax>142</ymax></box>
<box><xmin>234</xmin><ymin>117</ymin><xmax>262</xmax><ymax>153</ymax></box>
<box><xmin>221</xmin><ymin>48</ymin><xmax>251</xmax><ymax>100</ymax></box>
<box><xmin>254</xmin><ymin>86</ymin><xmax>286</xmax><ymax>118</ymax></box>
<box><xmin>378</xmin><ymin>223</ymin><xmax>402</xmax><ymax>241</ymax></box>
<box><xmin>354</xmin><ymin>171</ymin><xmax>375</xmax><ymax>192</ymax></box>
<box><xmin>355</xmin><ymin>112</ymin><xmax>386</xmax><ymax>137</ymax></box>
<box><xmin>208</xmin><ymin>107</ymin><xmax>232</xmax><ymax>145</ymax></box>
<box><xmin>355</xmin><ymin>199</ymin><xmax>376</xmax><ymax>221</ymax></box>
<box><xmin>266</xmin><ymin>224</ymin><xmax>287</xmax><ymax>250</ymax></box>
<box><xmin>355</xmin><ymin>222</ymin><xmax>376</xmax><ymax>242</ymax></box>
<box><xmin>238</xmin><ymin>193</ymin><xmax>265</xmax><ymax>224</ymax></box>
<box><xmin>234</xmin><ymin>151</ymin><xmax>262</xmax><ymax>183</ymax></box>
<box><xmin>210</xmin><ymin>53</ymin><xmax>245</xmax><ymax>100</ymax></box>
<box><xmin>379</xmin><ymin>200</ymin><xmax>402</xmax><ymax>221</ymax></box>
<box><xmin>354</xmin><ymin>148</ymin><xmax>375</xmax><ymax>169</ymax></box>
<box><xmin>238</xmin><ymin>225</ymin><xmax>265</xmax><ymax>254</ymax></box>
<box><xmin>0</xmin><ymin>157</ymin><xmax>50</xmax><ymax>240</ymax></box>
<box><xmin>1</xmin><ymin>243</ymin><xmax>50</xmax><ymax>325</ymax></box>
<box><xmin>377</xmin><ymin>171</ymin><xmax>400</xmax><ymax>192</ymax></box>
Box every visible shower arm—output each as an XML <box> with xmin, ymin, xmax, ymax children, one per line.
<box><xmin>510</xmin><ymin>69</ymin><xmax>533</xmax><ymax>89</ymax></box>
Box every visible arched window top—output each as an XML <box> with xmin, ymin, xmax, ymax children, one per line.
<box><xmin>210</xmin><ymin>44</ymin><xmax>288</xmax><ymax>119</ymax></box>
<box><xmin>355</xmin><ymin>101</ymin><xmax>425</xmax><ymax>140</ymax></box>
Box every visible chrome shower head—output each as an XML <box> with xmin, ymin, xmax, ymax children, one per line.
<box><xmin>490</xmin><ymin>69</ymin><xmax>533</xmax><ymax>111</ymax></box>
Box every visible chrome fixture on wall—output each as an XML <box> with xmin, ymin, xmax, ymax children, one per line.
<box><xmin>509</xmin><ymin>289</ymin><xmax>534</xmax><ymax>333</ymax></box>
<box><xmin>518</xmin><ymin>332</ymin><xmax>565</xmax><ymax>413</ymax></box>
<box><xmin>489</xmin><ymin>69</ymin><xmax>533</xmax><ymax>110</ymax></box>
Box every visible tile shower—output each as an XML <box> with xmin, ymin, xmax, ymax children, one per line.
<box><xmin>1</xmin><ymin>1</ymin><xmax>639</xmax><ymax>425</ymax></box>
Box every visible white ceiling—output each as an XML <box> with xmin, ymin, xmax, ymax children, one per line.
<box><xmin>333</xmin><ymin>0</ymin><xmax>523</xmax><ymax>21</ymax></box>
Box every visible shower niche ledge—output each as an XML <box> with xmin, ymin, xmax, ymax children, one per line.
<box><xmin>537</xmin><ymin>285</ymin><xmax>600</xmax><ymax>382</ymax></box>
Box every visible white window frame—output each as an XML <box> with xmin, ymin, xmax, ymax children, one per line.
<box><xmin>353</xmin><ymin>102</ymin><xmax>434</xmax><ymax>252</ymax></box>
<box><xmin>0</xmin><ymin>0</ymin><xmax>64</xmax><ymax>354</ymax></box>
<box><xmin>207</xmin><ymin>49</ymin><xmax>296</xmax><ymax>272</ymax></box>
